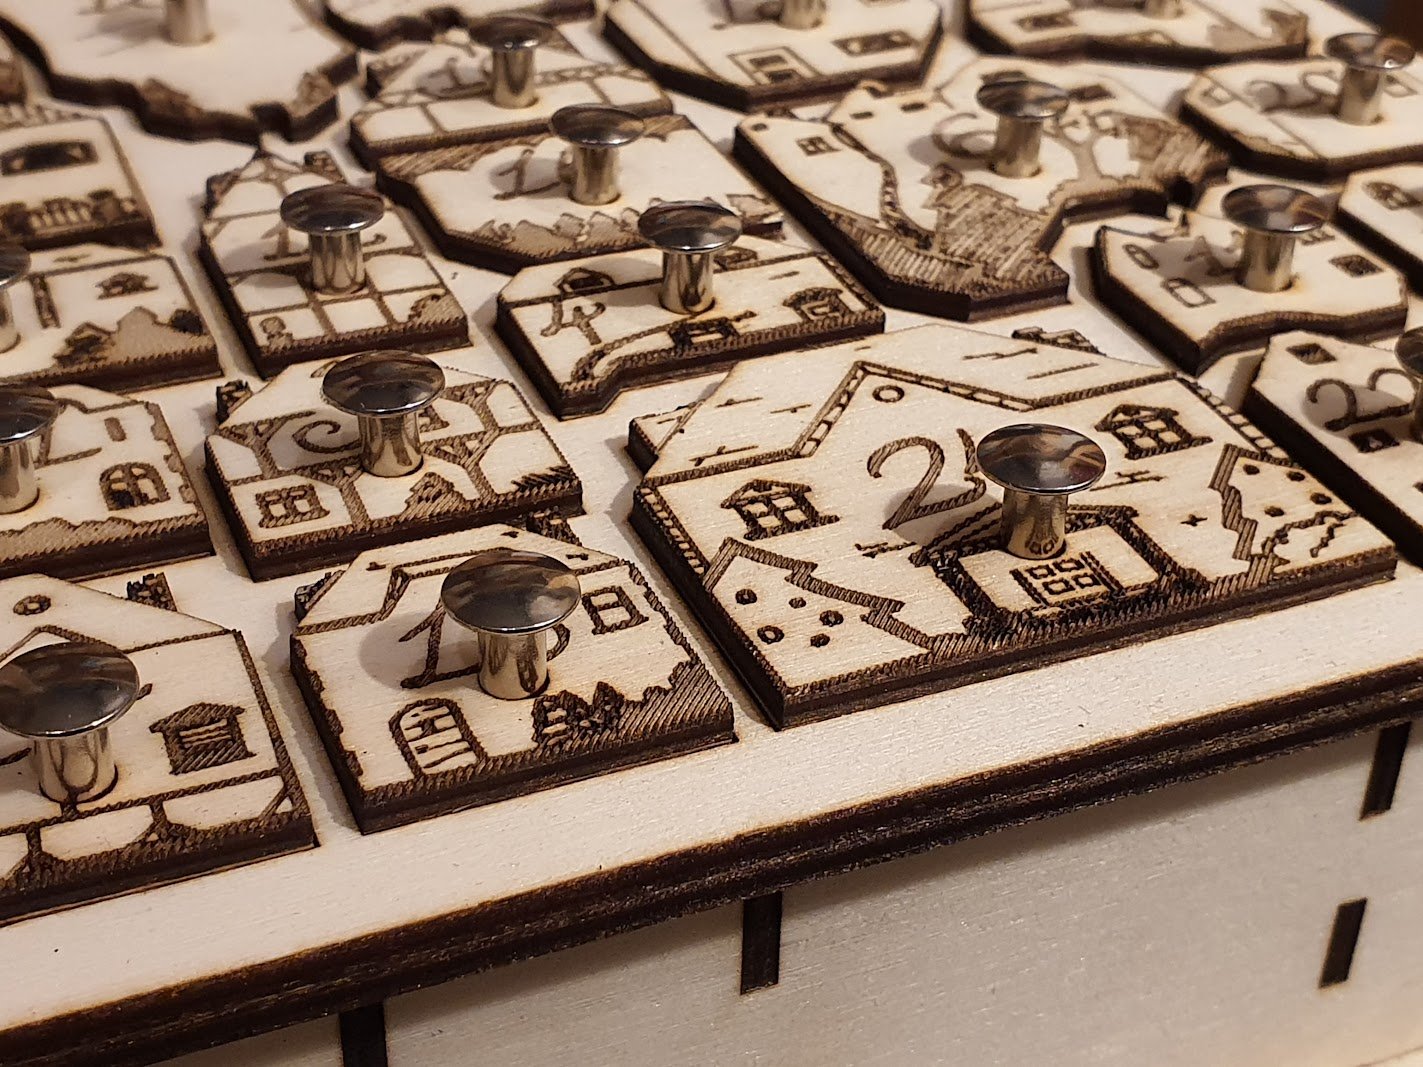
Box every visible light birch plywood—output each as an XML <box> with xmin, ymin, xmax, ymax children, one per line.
<box><xmin>967</xmin><ymin>0</ymin><xmax>1311</xmax><ymax>66</ymax></box>
<box><xmin>206</xmin><ymin>354</ymin><xmax>582</xmax><ymax>580</ymax></box>
<box><xmin>0</xmin><ymin>384</ymin><xmax>211</xmax><ymax>581</ymax></box>
<box><xmin>632</xmin><ymin>322</ymin><xmax>1396</xmax><ymax>727</ymax></box>
<box><xmin>375</xmin><ymin>112</ymin><xmax>784</xmax><ymax>274</ymax></box>
<box><xmin>496</xmin><ymin>236</ymin><xmax>884</xmax><ymax>417</ymax></box>
<box><xmin>1338</xmin><ymin>162</ymin><xmax>1423</xmax><ymax>289</ymax></box>
<box><xmin>160</xmin><ymin>1016</ymin><xmax>342</xmax><ymax>1067</ymax></box>
<box><xmin>0</xmin><ymin>0</ymin><xmax>358</xmax><ymax>145</ymax></box>
<box><xmin>350</xmin><ymin>30</ymin><xmax>673</xmax><ymax>161</ymax></box>
<box><xmin>0</xmin><ymin>104</ymin><xmax>156</xmax><ymax>252</ymax></box>
<box><xmin>292</xmin><ymin>524</ymin><xmax>735</xmax><ymax>831</ymax></box>
<box><xmin>1245</xmin><ymin>330</ymin><xmax>1423</xmax><ymax>562</ymax></box>
<box><xmin>0</xmin><ymin>574</ymin><xmax>314</xmax><ymax>926</ymax></box>
<box><xmin>200</xmin><ymin>150</ymin><xmax>468</xmax><ymax>378</ymax></box>
<box><xmin>1092</xmin><ymin>201</ymin><xmax>1407</xmax><ymax>374</ymax></box>
<box><xmin>602</xmin><ymin>0</ymin><xmax>944</xmax><ymax>112</ymax></box>
<box><xmin>733</xmin><ymin>56</ymin><xmax>1227</xmax><ymax>321</ymax></box>
<box><xmin>1182</xmin><ymin>52</ymin><xmax>1423</xmax><ymax>181</ymax></box>
<box><xmin>322</xmin><ymin>0</ymin><xmax>595</xmax><ymax>51</ymax></box>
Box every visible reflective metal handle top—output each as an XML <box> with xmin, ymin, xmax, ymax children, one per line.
<box><xmin>637</xmin><ymin>200</ymin><xmax>743</xmax><ymax>316</ymax></box>
<box><xmin>976</xmin><ymin>423</ymin><xmax>1107</xmax><ymax>559</ymax></box>
<box><xmin>280</xmin><ymin>184</ymin><xmax>385</xmax><ymax>295</ymax></box>
<box><xmin>1397</xmin><ymin>329</ymin><xmax>1423</xmax><ymax>438</ymax></box>
<box><xmin>550</xmin><ymin>105</ymin><xmax>646</xmax><ymax>206</ymax></box>
<box><xmin>779</xmin><ymin>0</ymin><xmax>827</xmax><ymax>29</ymax></box>
<box><xmin>976</xmin><ymin>77</ymin><xmax>1070</xmax><ymax>179</ymax></box>
<box><xmin>0</xmin><ymin>384</ymin><xmax>59</xmax><ymax>514</ymax></box>
<box><xmin>1325</xmin><ymin>33</ymin><xmax>1415</xmax><ymax>126</ymax></box>
<box><xmin>1221</xmin><ymin>184</ymin><xmax>1328</xmax><ymax>294</ymax></box>
<box><xmin>165</xmin><ymin>0</ymin><xmax>212</xmax><ymax>45</ymax></box>
<box><xmin>322</xmin><ymin>350</ymin><xmax>445</xmax><ymax>478</ymax></box>
<box><xmin>472</xmin><ymin>15</ymin><xmax>552</xmax><ymax>109</ymax></box>
<box><xmin>0</xmin><ymin>242</ymin><xmax>29</xmax><ymax>354</ymax></box>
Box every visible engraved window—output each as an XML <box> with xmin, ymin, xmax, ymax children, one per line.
<box><xmin>834</xmin><ymin>31</ymin><xmax>913</xmax><ymax>56</ymax></box>
<box><xmin>101</xmin><ymin>463</ymin><xmax>169</xmax><ymax>510</ymax></box>
<box><xmin>1012</xmin><ymin>554</ymin><xmax>1115</xmax><ymax>607</ymax></box>
<box><xmin>149</xmin><ymin>704</ymin><xmax>253</xmax><ymax>775</ymax></box>
<box><xmin>0</xmin><ymin>140</ymin><xmax>97</xmax><ymax>175</ymax></box>
<box><xmin>255</xmin><ymin>484</ymin><xmax>328</xmax><ymax>528</ymax></box>
<box><xmin>731</xmin><ymin>48</ymin><xmax>811</xmax><ymax>84</ymax></box>
<box><xmin>581</xmin><ymin>586</ymin><xmax>648</xmax><ymax>635</ymax></box>
<box><xmin>391</xmin><ymin>699</ymin><xmax>483</xmax><ymax>776</ymax></box>
<box><xmin>1330</xmin><ymin>254</ymin><xmax>1383</xmax><ymax>278</ymax></box>
<box><xmin>1288</xmin><ymin>342</ymin><xmax>1336</xmax><ymax>365</ymax></box>
<box><xmin>1366</xmin><ymin>181</ymin><xmax>1420</xmax><ymax>210</ymax></box>
<box><xmin>1163</xmin><ymin>277</ymin><xmax>1213</xmax><ymax>308</ymax></box>
<box><xmin>1017</xmin><ymin>12</ymin><xmax>1074</xmax><ymax>31</ymax></box>
<box><xmin>1095</xmin><ymin>404</ymin><xmax>1209</xmax><ymax>460</ymax></box>
<box><xmin>796</xmin><ymin>136</ymin><xmax>838</xmax><ymax>157</ymax></box>
<box><xmin>722</xmin><ymin>479</ymin><xmax>838</xmax><ymax>540</ymax></box>
<box><xmin>784</xmin><ymin>286</ymin><xmax>851</xmax><ymax>321</ymax></box>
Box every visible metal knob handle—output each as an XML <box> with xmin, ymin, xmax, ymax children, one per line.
<box><xmin>976</xmin><ymin>77</ymin><xmax>1070</xmax><ymax>180</ymax></box>
<box><xmin>778</xmin><ymin>0</ymin><xmax>826</xmax><ymax>29</ymax></box>
<box><xmin>165</xmin><ymin>0</ymin><xmax>212</xmax><ymax>45</ymax></box>
<box><xmin>471</xmin><ymin>15</ymin><xmax>552</xmax><ymax>110</ymax></box>
<box><xmin>549</xmin><ymin>105</ymin><xmax>646</xmax><ymax>206</ymax></box>
<box><xmin>976</xmin><ymin>424</ymin><xmax>1107</xmax><ymax>560</ymax></box>
<box><xmin>440</xmin><ymin>549</ymin><xmax>582</xmax><ymax>700</ymax></box>
<box><xmin>280</xmin><ymin>184</ymin><xmax>385</xmax><ymax>296</ymax></box>
<box><xmin>1221</xmin><ymin>184</ymin><xmax>1328</xmax><ymax>295</ymax></box>
<box><xmin>0</xmin><ymin>243</ymin><xmax>30</xmax><ymax>354</ymax></box>
<box><xmin>0</xmin><ymin>385</ymin><xmax>59</xmax><ymax>515</ymax></box>
<box><xmin>322</xmin><ymin>350</ymin><xmax>445</xmax><ymax>478</ymax></box>
<box><xmin>1396</xmin><ymin>329</ymin><xmax>1423</xmax><ymax>439</ymax></box>
<box><xmin>0</xmin><ymin>642</ymin><xmax>140</xmax><ymax>804</ymax></box>
<box><xmin>1324</xmin><ymin>33</ymin><xmax>1415</xmax><ymax>127</ymax></box>
<box><xmin>1143</xmin><ymin>0</ymin><xmax>1182</xmax><ymax>17</ymax></box>
<box><xmin>636</xmin><ymin>201</ymin><xmax>744</xmax><ymax>316</ymax></box>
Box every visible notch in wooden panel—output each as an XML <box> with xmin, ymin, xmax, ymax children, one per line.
<box><xmin>339</xmin><ymin>1003</ymin><xmax>388</xmax><ymax>1067</ymax></box>
<box><xmin>1320</xmin><ymin>899</ymin><xmax>1368</xmax><ymax>988</ymax></box>
<box><xmin>1361</xmin><ymin>723</ymin><xmax>1413</xmax><ymax>818</ymax></box>
<box><xmin>741</xmin><ymin>892</ymin><xmax>784</xmax><ymax>994</ymax></box>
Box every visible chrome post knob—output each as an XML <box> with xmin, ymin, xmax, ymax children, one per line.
<box><xmin>976</xmin><ymin>424</ymin><xmax>1107</xmax><ymax>560</ymax></box>
<box><xmin>976</xmin><ymin>77</ymin><xmax>1070</xmax><ymax>180</ymax></box>
<box><xmin>165</xmin><ymin>0</ymin><xmax>212</xmax><ymax>45</ymax></box>
<box><xmin>0</xmin><ymin>244</ymin><xmax>30</xmax><ymax>353</ymax></box>
<box><xmin>637</xmin><ymin>201</ymin><xmax>743</xmax><ymax>316</ymax></box>
<box><xmin>0</xmin><ymin>385</ymin><xmax>59</xmax><ymax>515</ymax></box>
<box><xmin>550</xmin><ymin>105</ymin><xmax>645</xmax><ymax>206</ymax></box>
<box><xmin>280</xmin><ymin>184</ymin><xmax>385</xmax><ymax>296</ymax></box>
<box><xmin>778</xmin><ymin>0</ymin><xmax>826</xmax><ymax>29</ymax></box>
<box><xmin>1143</xmin><ymin>0</ymin><xmax>1183</xmax><ymax>17</ymax></box>
<box><xmin>440</xmin><ymin>549</ymin><xmax>582</xmax><ymax>700</ymax></box>
<box><xmin>1396</xmin><ymin>329</ymin><xmax>1423</xmax><ymax>439</ymax></box>
<box><xmin>471</xmin><ymin>15</ymin><xmax>551</xmax><ymax>110</ymax></box>
<box><xmin>322</xmin><ymin>351</ymin><xmax>445</xmax><ymax>478</ymax></box>
<box><xmin>0</xmin><ymin>642</ymin><xmax>140</xmax><ymax>804</ymax></box>
<box><xmin>1221</xmin><ymin>184</ymin><xmax>1328</xmax><ymax>295</ymax></box>
<box><xmin>1325</xmin><ymin>33</ymin><xmax>1415</xmax><ymax>127</ymax></box>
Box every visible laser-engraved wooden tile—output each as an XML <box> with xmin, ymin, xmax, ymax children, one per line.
<box><xmin>206</xmin><ymin>354</ymin><xmax>583</xmax><ymax>580</ymax></box>
<box><xmin>323</xmin><ymin>0</ymin><xmax>594</xmax><ymax>50</ymax></box>
<box><xmin>603</xmin><ymin>0</ymin><xmax>943</xmax><ymax>112</ymax></box>
<box><xmin>1182</xmin><ymin>53</ymin><xmax>1423</xmax><ymax>181</ymax></box>
<box><xmin>0</xmin><ymin>103</ymin><xmax>156</xmax><ymax>251</ymax></box>
<box><xmin>1337</xmin><ymin>162</ymin><xmax>1423</xmax><ymax>290</ymax></box>
<box><xmin>1245</xmin><ymin>330</ymin><xmax>1423</xmax><ymax>563</ymax></box>
<box><xmin>0</xmin><ymin>0</ymin><xmax>357</xmax><ymax>143</ymax></box>
<box><xmin>497</xmin><ymin>236</ymin><xmax>884</xmax><ymax>417</ymax></box>
<box><xmin>0</xmin><ymin>574</ymin><xmax>313</xmax><ymax>924</ymax></box>
<box><xmin>0</xmin><ymin>384</ymin><xmax>211</xmax><ymax>581</ymax></box>
<box><xmin>631</xmin><ymin>324</ymin><xmax>1395</xmax><ymax>728</ymax></box>
<box><xmin>733</xmin><ymin>57</ymin><xmax>1227</xmax><ymax>322</ymax></box>
<box><xmin>291</xmin><ymin>524</ymin><xmax>735</xmax><ymax>832</ymax></box>
<box><xmin>967</xmin><ymin>0</ymin><xmax>1310</xmax><ymax>66</ymax></box>
<box><xmin>1092</xmin><ymin>203</ymin><xmax>1406</xmax><ymax>375</ymax></box>
<box><xmin>350</xmin><ymin>31</ymin><xmax>672</xmax><ymax>161</ymax></box>
<box><xmin>200</xmin><ymin>150</ymin><xmax>468</xmax><ymax>378</ymax></box>
<box><xmin>376</xmin><ymin>113</ymin><xmax>784</xmax><ymax>274</ymax></box>
<box><xmin>0</xmin><ymin>243</ymin><xmax>219</xmax><ymax>392</ymax></box>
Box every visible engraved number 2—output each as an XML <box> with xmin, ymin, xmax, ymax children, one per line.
<box><xmin>866</xmin><ymin>436</ymin><xmax>953</xmax><ymax>530</ymax></box>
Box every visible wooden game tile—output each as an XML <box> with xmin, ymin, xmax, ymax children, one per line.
<box><xmin>602</xmin><ymin>0</ymin><xmax>943</xmax><ymax>112</ymax></box>
<box><xmin>0</xmin><ymin>384</ymin><xmax>212</xmax><ymax>581</ymax></box>
<box><xmin>966</xmin><ymin>0</ymin><xmax>1310</xmax><ymax>66</ymax></box>
<box><xmin>496</xmin><ymin>237</ymin><xmax>884</xmax><ymax>418</ymax></box>
<box><xmin>733</xmin><ymin>57</ymin><xmax>1227</xmax><ymax>323</ymax></box>
<box><xmin>0</xmin><ymin>243</ymin><xmax>220</xmax><ymax>392</ymax></box>
<box><xmin>0</xmin><ymin>0</ymin><xmax>358</xmax><ymax>144</ymax></box>
<box><xmin>200</xmin><ymin>150</ymin><xmax>469</xmax><ymax>378</ymax></box>
<box><xmin>322</xmin><ymin>0</ymin><xmax>594</xmax><ymax>51</ymax></box>
<box><xmin>290</xmin><ymin>524</ymin><xmax>735</xmax><ymax>832</ymax></box>
<box><xmin>0</xmin><ymin>103</ymin><xmax>157</xmax><ymax>251</ymax></box>
<box><xmin>205</xmin><ymin>354</ymin><xmax>584</xmax><ymax>580</ymax></box>
<box><xmin>1245</xmin><ymin>330</ymin><xmax>1423</xmax><ymax>563</ymax></box>
<box><xmin>350</xmin><ymin>31</ymin><xmax>672</xmax><ymax>162</ymax></box>
<box><xmin>631</xmin><ymin>324</ymin><xmax>1396</xmax><ymax>728</ymax></box>
<box><xmin>1337</xmin><ymin>162</ymin><xmax>1423</xmax><ymax>290</ymax></box>
<box><xmin>1182</xmin><ymin>54</ymin><xmax>1423</xmax><ymax>181</ymax></box>
<box><xmin>1092</xmin><ymin>205</ymin><xmax>1407</xmax><ymax>375</ymax></box>
<box><xmin>0</xmin><ymin>575</ymin><xmax>314</xmax><ymax>925</ymax></box>
<box><xmin>375</xmin><ymin>113</ymin><xmax>784</xmax><ymax>275</ymax></box>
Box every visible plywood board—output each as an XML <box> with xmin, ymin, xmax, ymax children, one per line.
<box><xmin>376</xmin><ymin>112</ymin><xmax>784</xmax><ymax>274</ymax></box>
<box><xmin>733</xmin><ymin>56</ymin><xmax>1227</xmax><ymax>321</ymax></box>
<box><xmin>200</xmin><ymin>150</ymin><xmax>468</xmax><ymax>377</ymax></box>
<box><xmin>1337</xmin><ymin>161</ymin><xmax>1423</xmax><ymax>289</ymax></box>
<box><xmin>603</xmin><ymin>0</ymin><xmax>944</xmax><ymax>111</ymax></box>
<box><xmin>205</xmin><ymin>355</ymin><xmax>583</xmax><ymax>579</ymax></box>
<box><xmin>633</xmin><ymin>323</ymin><xmax>1396</xmax><ymax>727</ymax></box>
<box><xmin>496</xmin><ymin>236</ymin><xmax>884</xmax><ymax>417</ymax></box>
<box><xmin>322</xmin><ymin>0</ymin><xmax>594</xmax><ymax>50</ymax></box>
